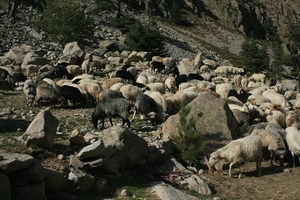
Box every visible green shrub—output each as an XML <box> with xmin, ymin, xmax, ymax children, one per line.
<box><xmin>124</xmin><ymin>19</ymin><xmax>168</xmax><ymax>56</ymax></box>
<box><xmin>239</xmin><ymin>38</ymin><xmax>270</xmax><ymax>74</ymax></box>
<box><xmin>35</xmin><ymin>0</ymin><xmax>95</xmax><ymax>47</ymax></box>
<box><xmin>171</xmin><ymin>103</ymin><xmax>205</xmax><ymax>168</ymax></box>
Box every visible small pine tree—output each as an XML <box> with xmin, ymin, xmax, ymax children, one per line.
<box><xmin>240</xmin><ymin>38</ymin><xmax>270</xmax><ymax>73</ymax></box>
<box><xmin>124</xmin><ymin>19</ymin><xmax>168</xmax><ymax>56</ymax></box>
<box><xmin>171</xmin><ymin>103</ymin><xmax>205</xmax><ymax>167</ymax></box>
<box><xmin>35</xmin><ymin>0</ymin><xmax>95</xmax><ymax>47</ymax></box>
<box><xmin>169</xmin><ymin>2</ymin><xmax>188</xmax><ymax>26</ymax></box>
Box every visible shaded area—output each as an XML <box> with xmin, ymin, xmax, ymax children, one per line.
<box><xmin>0</xmin><ymin>118</ymin><xmax>31</xmax><ymax>133</ymax></box>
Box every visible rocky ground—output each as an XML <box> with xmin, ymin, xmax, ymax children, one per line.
<box><xmin>2</xmin><ymin>86</ymin><xmax>300</xmax><ymax>199</ymax></box>
<box><xmin>2</xmin><ymin>2</ymin><xmax>300</xmax><ymax>200</ymax></box>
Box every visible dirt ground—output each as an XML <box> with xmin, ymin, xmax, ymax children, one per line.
<box><xmin>1</xmin><ymin>86</ymin><xmax>300</xmax><ymax>199</ymax></box>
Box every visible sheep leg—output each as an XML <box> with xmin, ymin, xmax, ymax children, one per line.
<box><xmin>109</xmin><ymin>118</ymin><xmax>114</xmax><ymax>126</ymax></box>
<box><xmin>101</xmin><ymin>117</ymin><xmax>105</xmax><ymax>129</ymax></box>
<box><xmin>229</xmin><ymin>162</ymin><xmax>237</xmax><ymax>178</ymax></box>
<box><xmin>132</xmin><ymin>110</ymin><xmax>137</xmax><ymax>121</ymax></box>
<box><xmin>292</xmin><ymin>151</ymin><xmax>296</xmax><ymax>168</ymax></box>
<box><xmin>125</xmin><ymin>118</ymin><xmax>130</xmax><ymax>128</ymax></box>
<box><xmin>256</xmin><ymin>158</ymin><xmax>262</xmax><ymax>177</ymax></box>
<box><xmin>270</xmin><ymin>150</ymin><xmax>275</xmax><ymax>166</ymax></box>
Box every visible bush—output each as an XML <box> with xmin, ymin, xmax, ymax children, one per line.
<box><xmin>239</xmin><ymin>38</ymin><xmax>270</xmax><ymax>74</ymax></box>
<box><xmin>124</xmin><ymin>19</ymin><xmax>168</xmax><ymax>56</ymax></box>
<box><xmin>35</xmin><ymin>0</ymin><xmax>95</xmax><ymax>47</ymax></box>
<box><xmin>171</xmin><ymin>103</ymin><xmax>205</xmax><ymax>168</ymax></box>
<box><xmin>169</xmin><ymin>2</ymin><xmax>188</xmax><ymax>26</ymax></box>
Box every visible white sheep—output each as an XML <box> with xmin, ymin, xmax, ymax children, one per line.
<box><xmin>209</xmin><ymin>135</ymin><xmax>263</xmax><ymax>178</ymax></box>
<box><xmin>286</xmin><ymin>111</ymin><xmax>300</xmax><ymax>129</ymax></box>
<box><xmin>214</xmin><ymin>66</ymin><xmax>230</xmax><ymax>77</ymax></box>
<box><xmin>200</xmin><ymin>65</ymin><xmax>210</xmax><ymax>73</ymax></box>
<box><xmin>42</xmin><ymin>78</ymin><xmax>57</xmax><ymax>89</ymax></box>
<box><xmin>250</xmin><ymin>129</ymin><xmax>287</xmax><ymax>166</ymax></box>
<box><xmin>166</xmin><ymin>90</ymin><xmax>198</xmax><ymax>115</ymax></box>
<box><xmin>247</xmin><ymin>94</ymin><xmax>271</xmax><ymax>106</ymax></box>
<box><xmin>178</xmin><ymin>82</ymin><xmax>195</xmax><ymax>91</ymax></box>
<box><xmin>55</xmin><ymin>79</ymin><xmax>71</xmax><ymax>88</ymax></box>
<box><xmin>165</xmin><ymin>76</ymin><xmax>176</xmax><ymax>93</ymax></box>
<box><xmin>216</xmin><ymin>82</ymin><xmax>233</xmax><ymax>99</ymax></box>
<box><xmin>109</xmin><ymin>82</ymin><xmax>125</xmax><ymax>91</ymax></box>
<box><xmin>147</xmin><ymin>74</ymin><xmax>162</xmax><ymax>83</ymax></box>
<box><xmin>249</xmin><ymin>73</ymin><xmax>266</xmax><ymax>84</ymax></box>
<box><xmin>66</xmin><ymin>65</ymin><xmax>83</xmax><ymax>76</ymax></box>
<box><xmin>120</xmin><ymin>84</ymin><xmax>143</xmax><ymax>103</ymax></box>
<box><xmin>284</xmin><ymin>90</ymin><xmax>297</xmax><ymax>100</ymax></box>
<box><xmin>81</xmin><ymin>54</ymin><xmax>93</xmax><ymax>74</ymax></box>
<box><xmin>79</xmin><ymin>80</ymin><xmax>103</xmax><ymax>103</ymax></box>
<box><xmin>136</xmin><ymin>74</ymin><xmax>148</xmax><ymax>85</ymax></box>
<box><xmin>265</xmin><ymin>105</ymin><xmax>287</xmax><ymax>128</ymax></box>
<box><xmin>146</xmin><ymin>82</ymin><xmax>166</xmax><ymax>94</ymax></box>
<box><xmin>233</xmin><ymin>75</ymin><xmax>242</xmax><ymax>90</ymax></box>
<box><xmin>23</xmin><ymin>79</ymin><xmax>36</xmax><ymax>106</ymax></box>
<box><xmin>102</xmin><ymin>78</ymin><xmax>124</xmax><ymax>90</ymax></box>
<box><xmin>196</xmin><ymin>80</ymin><xmax>216</xmax><ymax>90</ymax></box>
<box><xmin>241</xmin><ymin>77</ymin><xmax>249</xmax><ymax>89</ymax></box>
<box><xmin>285</xmin><ymin>125</ymin><xmax>300</xmax><ymax>168</ymax></box>
<box><xmin>262</xmin><ymin>90</ymin><xmax>291</xmax><ymax>109</ymax></box>
<box><xmin>144</xmin><ymin>90</ymin><xmax>168</xmax><ymax>123</ymax></box>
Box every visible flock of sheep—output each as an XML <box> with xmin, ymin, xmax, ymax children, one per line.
<box><xmin>2</xmin><ymin>51</ymin><xmax>300</xmax><ymax>179</ymax></box>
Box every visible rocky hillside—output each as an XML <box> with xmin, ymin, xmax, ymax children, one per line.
<box><xmin>0</xmin><ymin>0</ymin><xmax>299</xmax><ymax>64</ymax></box>
<box><xmin>144</xmin><ymin>0</ymin><xmax>300</xmax><ymax>54</ymax></box>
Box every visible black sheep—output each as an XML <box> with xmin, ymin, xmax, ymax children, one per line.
<box><xmin>7</xmin><ymin>71</ymin><xmax>27</xmax><ymax>88</ymax></box>
<box><xmin>175</xmin><ymin>74</ymin><xmax>188</xmax><ymax>88</ymax></box>
<box><xmin>91</xmin><ymin>98</ymin><xmax>131</xmax><ymax>129</ymax></box>
<box><xmin>187</xmin><ymin>73</ymin><xmax>204</xmax><ymax>81</ymax></box>
<box><xmin>115</xmin><ymin>70</ymin><xmax>135</xmax><ymax>83</ymax></box>
<box><xmin>35</xmin><ymin>85</ymin><xmax>66</xmax><ymax>107</ymax></box>
<box><xmin>59</xmin><ymin>85</ymin><xmax>87</xmax><ymax>108</ymax></box>
<box><xmin>150</xmin><ymin>61</ymin><xmax>165</xmax><ymax>73</ymax></box>
<box><xmin>134</xmin><ymin>93</ymin><xmax>157</xmax><ymax>125</ymax></box>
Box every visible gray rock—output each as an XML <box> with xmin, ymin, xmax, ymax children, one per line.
<box><xmin>21</xmin><ymin>109</ymin><xmax>59</xmax><ymax>149</ymax></box>
<box><xmin>180</xmin><ymin>174</ymin><xmax>212</xmax><ymax>195</ymax></box>
<box><xmin>0</xmin><ymin>173</ymin><xmax>11</xmax><ymax>200</ymax></box>
<box><xmin>11</xmin><ymin>181</ymin><xmax>46</xmax><ymax>200</ymax></box>
<box><xmin>76</xmin><ymin>140</ymin><xmax>105</xmax><ymax>160</ymax></box>
<box><xmin>68</xmin><ymin>168</ymin><xmax>95</xmax><ymax>193</ymax></box>
<box><xmin>98</xmin><ymin>126</ymin><xmax>148</xmax><ymax>174</ymax></box>
<box><xmin>44</xmin><ymin>168</ymin><xmax>68</xmax><ymax>192</ymax></box>
<box><xmin>21</xmin><ymin>51</ymin><xmax>49</xmax><ymax>68</ymax></box>
<box><xmin>0</xmin><ymin>153</ymin><xmax>35</xmax><ymax>173</ymax></box>
<box><xmin>8</xmin><ymin>161</ymin><xmax>46</xmax><ymax>182</ymax></box>
<box><xmin>62</xmin><ymin>41</ymin><xmax>85</xmax><ymax>61</ymax></box>
<box><xmin>151</xmin><ymin>181</ymin><xmax>201</xmax><ymax>200</ymax></box>
<box><xmin>161</xmin><ymin>92</ymin><xmax>239</xmax><ymax>153</ymax></box>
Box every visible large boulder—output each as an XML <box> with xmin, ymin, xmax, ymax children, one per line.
<box><xmin>0</xmin><ymin>153</ymin><xmax>35</xmax><ymax>173</ymax></box>
<box><xmin>161</xmin><ymin>92</ymin><xmax>239</xmax><ymax>153</ymax></box>
<box><xmin>177</xmin><ymin>58</ymin><xmax>199</xmax><ymax>75</ymax></box>
<box><xmin>98</xmin><ymin>126</ymin><xmax>148</xmax><ymax>174</ymax></box>
<box><xmin>21</xmin><ymin>51</ymin><xmax>49</xmax><ymax>69</ymax></box>
<box><xmin>21</xmin><ymin>109</ymin><xmax>59</xmax><ymax>149</ymax></box>
<box><xmin>0</xmin><ymin>173</ymin><xmax>10</xmax><ymax>200</ymax></box>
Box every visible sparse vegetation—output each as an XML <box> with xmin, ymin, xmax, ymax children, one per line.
<box><xmin>35</xmin><ymin>0</ymin><xmax>96</xmax><ymax>47</ymax></box>
<box><xmin>171</xmin><ymin>103</ymin><xmax>205</xmax><ymax>169</ymax></box>
<box><xmin>124</xmin><ymin>19</ymin><xmax>168</xmax><ymax>56</ymax></box>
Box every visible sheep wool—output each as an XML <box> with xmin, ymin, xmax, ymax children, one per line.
<box><xmin>209</xmin><ymin>135</ymin><xmax>263</xmax><ymax>178</ymax></box>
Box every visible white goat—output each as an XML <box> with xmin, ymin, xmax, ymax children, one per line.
<box><xmin>209</xmin><ymin>135</ymin><xmax>263</xmax><ymax>178</ymax></box>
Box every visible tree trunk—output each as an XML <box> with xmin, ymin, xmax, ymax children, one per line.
<box><xmin>9</xmin><ymin>0</ymin><xmax>20</xmax><ymax>18</ymax></box>
<box><xmin>116</xmin><ymin>0</ymin><xmax>121</xmax><ymax>19</ymax></box>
